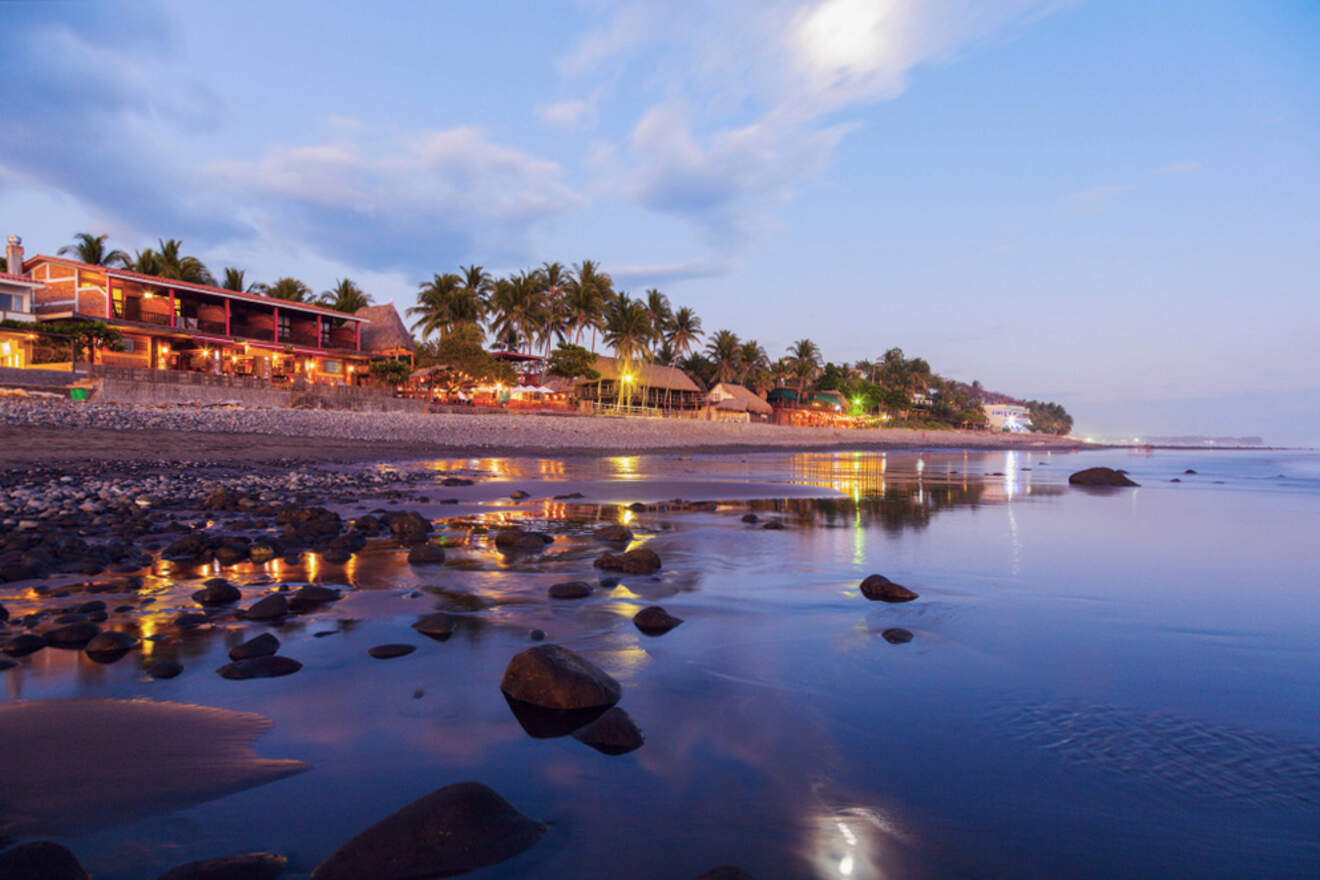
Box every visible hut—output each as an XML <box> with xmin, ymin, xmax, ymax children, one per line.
<box><xmin>355</xmin><ymin>304</ymin><xmax>416</xmax><ymax>365</ymax></box>
<box><xmin>707</xmin><ymin>382</ymin><xmax>773</xmax><ymax>421</ymax></box>
<box><xmin>576</xmin><ymin>355</ymin><xmax>702</xmax><ymax>411</ymax></box>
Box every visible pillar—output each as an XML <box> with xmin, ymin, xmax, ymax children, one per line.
<box><xmin>317</xmin><ymin>315</ymin><xmax>323</xmax><ymax>349</ymax></box>
<box><xmin>355</xmin><ymin>321</ymin><xmax>361</xmax><ymax>351</ymax></box>
<box><xmin>272</xmin><ymin>306</ymin><xmax>279</xmax><ymax>342</ymax></box>
<box><xmin>169</xmin><ymin>289</ymin><xmax>177</xmax><ymax>327</ymax></box>
<box><xmin>224</xmin><ymin>298</ymin><xmax>231</xmax><ymax>336</ymax></box>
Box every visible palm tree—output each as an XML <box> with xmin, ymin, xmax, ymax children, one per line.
<box><xmin>705</xmin><ymin>329</ymin><xmax>741</xmax><ymax>384</ymax></box>
<box><xmin>220</xmin><ymin>268</ymin><xmax>256</xmax><ymax>292</ymax></box>
<box><xmin>538</xmin><ymin>262</ymin><xmax>572</xmax><ymax>366</ymax></box>
<box><xmin>738</xmin><ymin>340</ymin><xmax>768</xmax><ymax>384</ymax></box>
<box><xmin>488</xmin><ymin>271</ymin><xmax>548</xmax><ymax>354</ymax></box>
<box><xmin>602</xmin><ymin>293</ymin><xmax>654</xmax><ymax>408</ymax></box>
<box><xmin>568</xmin><ymin>259</ymin><xmax>613</xmax><ymax>350</ymax></box>
<box><xmin>256</xmin><ymin>277</ymin><xmax>312</xmax><ymax>302</ymax></box>
<box><xmin>121</xmin><ymin>248</ymin><xmax>161</xmax><ymax>276</ymax></box>
<box><xmin>458</xmin><ymin>264</ymin><xmax>493</xmax><ymax>317</ymax></box>
<box><xmin>668</xmin><ymin>306</ymin><xmax>703</xmax><ymax>358</ymax></box>
<box><xmin>148</xmin><ymin>239</ymin><xmax>214</xmax><ymax>285</ymax></box>
<box><xmin>409</xmin><ymin>273</ymin><xmax>480</xmax><ymax>338</ymax></box>
<box><xmin>643</xmin><ymin>289</ymin><xmax>673</xmax><ymax>343</ymax></box>
<box><xmin>319</xmin><ymin>278</ymin><xmax>372</xmax><ymax>314</ymax></box>
<box><xmin>58</xmin><ymin>233</ymin><xmax>127</xmax><ymax>266</ymax></box>
<box><xmin>788</xmin><ymin>338</ymin><xmax>821</xmax><ymax>406</ymax></box>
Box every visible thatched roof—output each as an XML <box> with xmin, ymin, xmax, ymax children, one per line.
<box><xmin>708</xmin><ymin>382</ymin><xmax>773</xmax><ymax>415</ymax></box>
<box><xmin>587</xmin><ymin>355</ymin><xmax>700</xmax><ymax>392</ymax></box>
<box><xmin>355</xmin><ymin>304</ymin><xmax>415</xmax><ymax>354</ymax></box>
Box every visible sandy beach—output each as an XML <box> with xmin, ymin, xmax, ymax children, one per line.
<box><xmin>0</xmin><ymin>399</ymin><xmax>1083</xmax><ymax>465</ymax></box>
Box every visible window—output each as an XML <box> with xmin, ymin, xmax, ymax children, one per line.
<box><xmin>111</xmin><ymin>286</ymin><xmax>125</xmax><ymax>318</ymax></box>
<box><xmin>321</xmin><ymin>360</ymin><xmax>342</xmax><ymax>374</ymax></box>
<box><xmin>277</xmin><ymin>313</ymin><xmax>292</xmax><ymax>340</ymax></box>
<box><xmin>0</xmin><ymin>293</ymin><xmax>23</xmax><ymax>312</ymax></box>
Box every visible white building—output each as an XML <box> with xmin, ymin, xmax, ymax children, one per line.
<box><xmin>982</xmin><ymin>403</ymin><xmax>1032</xmax><ymax>432</ymax></box>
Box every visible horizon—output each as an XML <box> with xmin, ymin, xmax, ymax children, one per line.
<box><xmin>3</xmin><ymin>1</ymin><xmax>1317</xmax><ymax>444</ymax></box>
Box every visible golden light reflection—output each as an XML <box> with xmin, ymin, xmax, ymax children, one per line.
<box><xmin>608</xmin><ymin>456</ymin><xmax>641</xmax><ymax>481</ymax></box>
<box><xmin>804</xmin><ymin>806</ymin><xmax>906</xmax><ymax>880</ymax></box>
<box><xmin>620</xmin><ymin>508</ymin><xmax>635</xmax><ymax>526</ymax></box>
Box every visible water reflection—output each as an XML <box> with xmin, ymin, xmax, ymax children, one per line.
<box><xmin>804</xmin><ymin>806</ymin><xmax>908</xmax><ymax>880</ymax></box>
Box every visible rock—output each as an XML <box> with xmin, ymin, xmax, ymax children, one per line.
<box><xmin>288</xmin><ymin>586</ymin><xmax>340</xmax><ymax>612</ymax></box>
<box><xmin>0</xmin><ymin>841</ymin><xmax>89</xmax><ymax>880</ymax></box>
<box><xmin>1184</xmin><ymin>468</ymin><xmax>1198</xmax><ymax>475</ymax></box>
<box><xmin>633</xmin><ymin>605</ymin><xmax>683</xmax><ymax>635</ymax></box>
<box><xmin>411</xmin><ymin>612</ymin><xmax>453</xmax><ymax>640</ymax></box>
<box><xmin>499</xmin><ymin>644</ymin><xmax>622</xmax><ymax>711</ymax></box>
<box><xmin>552</xmin><ymin>492</ymin><xmax>584</xmax><ymax>500</ymax></box>
<box><xmin>229</xmin><ymin>633</ymin><xmax>280</xmax><ymax>661</ymax></box>
<box><xmin>696</xmin><ymin>867</ymin><xmax>755</xmax><ymax>880</ymax></box>
<box><xmin>548</xmin><ymin>581</ymin><xmax>591</xmax><ymax>600</ymax></box>
<box><xmin>571</xmin><ymin>707</ymin><xmax>645</xmax><ymax>755</ymax></box>
<box><xmin>509</xmin><ymin>489</ymin><xmax>530</xmax><ymax>500</ymax></box>
<box><xmin>440</xmin><ymin>476</ymin><xmax>473</xmax><ymax>486</ymax></box>
<box><xmin>0</xmin><ymin>603</ymin><xmax>7</xmax><ymax>622</ymax></box>
<box><xmin>217</xmin><ymin>656</ymin><xmax>303</xmax><ymax>679</ymax></box>
<box><xmin>882</xmin><ymin>627</ymin><xmax>914</xmax><ymax>644</ymax></box>
<box><xmin>529</xmin><ymin>629</ymin><xmax>546</xmax><ymax>641</ymax></box>
<box><xmin>1068</xmin><ymin>467</ymin><xmax>1140</xmax><ymax>487</ymax></box>
<box><xmin>84</xmin><ymin>630</ymin><xmax>139</xmax><ymax>662</ymax></box>
<box><xmin>740</xmin><ymin>513</ymin><xmax>759</xmax><ymax>524</ymax></box>
<box><xmin>594</xmin><ymin>524</ymin><xmax>633</xmax><ymax>543</ymax></box>
<box><xmin>367</xmin><ymin>643</ymin><xmax>416</xmax><ymax>659</ymax></box>
<box><xmin>146</xmin><ymin>660</ymin><xmax>183</xmax><ymax>679</ymax></box>
<box><xmin>761</xmin><ymin>520</ymin><xmax>785</xmax><ymax>530</ymax></box>
<box><xmin>174</xmin><ymin>612</ymin><xmax>209</xmax><ymax>628</ymax></box>
<box><xmin>244</xmin><ymin>594</ymin><xmax>289</xmax><ymax>621</ymax></box>
<box><xmin>193</xmin><ymin>579</ymin><xmax>242</xmax><ymax>606</ymax></box>
<box><xmin>248</xmin><ymin>543</ymin><xmax>277</xmax><ymax>564</ymax></box>
<box><xmin>599</xmin><ymin>576</ymin><xmax>620</xmax><ymax>589</ymax></box>
<box><xmin>44</xmin><ymin>622</ymin><xmax>102</xmax><ymax>649</ymax></box>
<box><xmin>860</xmin><ymin>575</ymin><xmax>919</xmax><ymax>603</ymax></box>
<box><xmin>407</xmin><ymin>542</ymin><xmax>446</xmax><ymax>565</ymax></box>
<box><xmin>594</xmin><ymin>548</ymin><xmax>661</xmax><ymax>574</ymax></box>
<box><xmin>154</xmin><ymin>852</ymin><xmax>287</xmax><ymax>880</ymax></box>
<box><xmin>383</xmin><ymin>510</ymin><xmax>431</xmax><ymax>546</ymax></box>
<box><xmin>494</xmin><ymin>528</ymin><xmax>553</xmax><ymax>553</ymax></box>
<box><xmin>0</xmin><ymin>658</ymin><xmax>16</xmax><ymax>671</ymax></box>
<box><xmin>202</xmin><ymin>487</ymin><xmax>235</xmax><ymax>510</ymax></box>
<box><xmin>310</xmin><ymin>782</ymin><xmax>543</xmax><ymax>880</ymax></box>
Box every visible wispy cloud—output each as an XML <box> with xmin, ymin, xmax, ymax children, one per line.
<box><xmin>1067</xmin><ymin>183</ymin><xmax>1131</xmax><ymax>207</ymax></box>
<box><xmin>536</xmin><ymin>91</ymin><xmax>602</xmax><ymax>129</ymax></box>
<box><xmin>1156</xmin><ymin>160</ymin><xmax>1202</xmax><ymax>175</ymax></box>
<box><xmin>612</xmin><ymin>257</ymin><xmax>733</xmax><ymax>287</ymax></box>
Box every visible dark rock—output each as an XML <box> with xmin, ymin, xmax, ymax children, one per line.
<box><xmin>383</xmin><ymin>510</ymin><xmax>431</xmax><ymax>546</ymax></box>
<box><xmin>594</xmin><ymin>524</ymin><xmax>633</xmax><ymax>543</ymax></box>
<box><xmin>310</xmin><ymin>782</ymin><xmax>543</xmax><ymax>880</ymax></box>
<box><xmin>244</xmin><ymin>594</ymin><xmax>289</xmax><ymax>621</ymax></box>
<box><xmin>740</xmin><ymin>513</ymin><xmax>759</xmax><ymax>524</ymax></box>
<box><xmin>0</xmin><ymin>841</ymin><xmax>89</xmax><ymax>880</ymax></box>
<box><xmin>552</xmin><ymin>492</ymin><xmax>584</xmax><ymax>500</ymax></box>
<box><xmin>411</xmin><ymin>612</ymin><xmax>453</xmax><ymax>640</ymax></box>
<box><xmin>193</xmin><ymin>579</ymin><xmax>242</xmax><ymax>606</ymax></box>
<box><xmin>146</xmin><ymin>660</ymin><xmax>183</xmax><ymax>679</ymax></box>
<box><xmin>761</xmin><ymin>520</ymin><xmax>785</xmax><ymax>530</ymax></box>
<box><xmin>1068</xmin><ymin>467</ymin><xmax>1140</xmax><ymax>487</ymax></box>
<box><xmin>1170</xmin><ymin>478</ymin><xmax>1181</xmax><ymax>483</ymax></box>
<box><xmin>529</xmin><ymin>629</ymin><xmax>546</xmax><ymax>641</ymax></box>
<box><xmin>571</xmin><ymin>706</ymin><xmax>644</xmax><ymax>755</ymax></box>
<box><xmin>882</xmin><ymin>627</ymin><xmax>914</xmax><ymax>644</ymax></box>
<box><xmin>500</xmin><ymin>644</ymin><xmax>621</xmax><ymax>711</ymax></box>
<box><xmin>628</xmin><ymin>502</ymin><xmax>646</xmax><ymax>511</ymax></box>
<box><xmin>696</xmin><ymin>867</ymin><xmax>755</xmax><ymax>880</ymax></box>
<box><xmin>84</xmin><ymin>630</ymin><xmax>139</xmax><ymax>662</ymax></box>
<box><xmin>0</xmin><ymin>658</ymin><xmax>16</xmax><ymax>671</ymax></box>
<box><xmin>494</xmin><ymin>528</ymin><xmax>553</xmax><ymax>553</ymax></box>
<box><xmin>503</xmin><ymin>695</ymin><xmax>607</xmax><ymax>738</ymax></box>
<box><xmin>202</xmin><ymin>487</ymin><xmax>235</xmax><ymax>510</ymax></box>
<box><xmin>44</xmin><ymin>622</ymin><xmax>101</xmax><ymax>649</ymax></box>
<box><xmin>0</xmin><ymin>603</ymin><xmax>7</xmax><ymax>623</ymax></box>
<box><xmin>174</xmin><ymin>612</ymin><xmax>209</xmax><ymax>628</ymax></box>
<box><xmin>229</xmin><ymin>633</ymin><xmax>280</xmax><ymax>661</ymax></box>
<box><xmin>76</xmin><ymin>600</ymin><xmax>106</xmax><ymax>614</ymax></box>
<box><xmin>407</xmin><ymin>543</ymin><xmax>446</xmax><ymax>565</ymax></box>
<box><xmin>440</xmin><ymin>476</ymin><xmax>474</xmax><ymax>486</ymax></box>
<box><xmin>288</xmin><ymin>586</ymin><xmax>341</xmax><ymax>612</ymax></box>
<box><xmin>154</xmin><ymin>851</ymin><xmax>286</xmax><ymax>880</ymax></box>
<box><xmin>1184</xmin><ymin>468</ymin><xmax>1198</xmax><ymax>474</ymax></box>
<box><xmin>548</xmin><ymin>581</ymin><xmax>591</xmax><ymax>600</ymax></box>
<box><xmin>213</xmin><ymin>544</ymin><xmax>249</xmax><ymax>566</ymax></box>
<box><xmin>599</xmin><ymin>576</ymin><xmax>620</xmax><ymax>589</ymax></box>
<box><xmin>248</xmin><ymin>543</ymin><xmax>277</xmax><ymax>564</ymax></box>
<box><xmin>509</xmin><ymin>490</ymin><xmax>530</xmax><ymax>500</ymax></box>
<box><xmin>594</xmin><ymin>548</ymin><xmax>661</xmax><ymax>574</ymax></box>
<box><xmin>860</xmin><ymin>575</ymin><xmax>918</xmax><ymax>602</ymax></box>
<box><xmin>217</xmin><ymin>656</ymin><xmax>303</xmax><ymax>679</ymax></box>
<box><xmin>633</xmin><ymin>605</ymin><xmax>683</xmax><ymax>635</ymax></box>
<box><xmin>367</xmin><ymin>643</ymin><xmax>416</xmax><ymax>659</ymax></box>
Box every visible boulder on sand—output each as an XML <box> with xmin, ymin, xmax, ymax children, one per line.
<box><xmin>192</xmin><ymin>578</ymin><xmax>242</xmax><ymax>606</ymax></box>
<box><xmin>44</xmin><ymin>622</ymin><xmax>102</xmax><ymax>649</ymax></box>
<box><xmin>216</xmin><ymin>656</ymin><xmax>302</xmax><ymax>680</ymax></box>
<box><xmin>499</xmin><ymin>644</ymin><xmax>621</xmax><ymax>711</ymax></box>
<box><xmin>859</xmin><ymin>575</ymin><xmax>918</xmax><ymax>603</ymax></box>
<box><xmin>412</xmin><ymin>612</ymin><xmax>453</xmax><ymax>640</ymax></box>
<box><xmin>548</xmin><ymin>581</ymin><xmax>592</xmax><ymax>600</ymax></box>
<box><xmin>407</xmin><ymin>543</ymin><xmax>446</xmax><ymax>565</ymax></box>
<box><xmin>572</xmin><ymin>706</ymin><xmax>645</xmax><ymax>755</ymax></box>
<box><xmin>367</xmin><ymin>644</ymin><xmax>416</xmax><ymax>659</ymax></box>
<box><xmin>310</xmin><ymin>782</ymin><xmax>544</xmax><ymax>880</ymax></box>
<box><xmin>1068</xmin><ymin>467</ymin><xmax>1140</xmax><ymax>487</ymax></box>
<box><xmin>594</xmin><ymin>524</ymin><xmax>633</xmax><ymax>543</ymax></box>
<box><xmin>229</xmin><ymin>633</ymin><xmax>280</xmax><ymax>661</ymax></box>
<box><xmin>882</xmin><ymin>627</ymin><xmax>914</xmax><ymax>644</ymax></box>
<box><xmin>0</xmin><ymin>841</ymin><xmax>89</xmax><ymax>880</ymax></box>
<box><xmin>83</xmin><ymin>630</ymin><xmax>139</xmax><ymax>662</ymax></box>
<box><xmin>594</xmin><ymin>548</ymin><xmax>661</xmax><ymax>574</ymax></box>
<box><xmin>154</xmin><ymin>852</ymin><xmax>286</xmax><ymax>880</ymax></box>
<box><xmin>244</xmin><ymin>594</ymin><xmax>289</xmax><ymax>621</ymax></box>
<box><xmin>633</xmin><ymin>606</ymin><xmax>683</xmax><ymax>635</ymax></box>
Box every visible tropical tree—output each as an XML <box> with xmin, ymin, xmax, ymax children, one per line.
<box><xmin>58</xmin><ymin>233</ymin><xmax>127</xmax><ymax>267</ymax></box>
<box><xmin>602</xmin><ymin>293</ymin><xmax>654</xmax><ymax>408</ymax></box>
<box><xmin>488</xmin><ymin>271</ymin><xmax>548</xmax><ymax>354</ymax></box>
<box><xmin>705</xmin><ymin>329</ymin><xmax>741</xmax><ymax>384</ymax></box>
<box><xmin>409</xmin><ymin>273</ymin><xmax>481</xmax><ymax>338</ymax></box>
<box><xmin>458</xmin><ymin>264</ymin><xmax>493</xmax><ymax>318</ymax></box>
<box><xmin>319</xmin><ymin>278</ymin><xmax>372</xmax><ymax>314</ymax></box>
<box><xmin>669</xmin><ymin>306</ymin><xmax>703</xmax><ymax>358</ymax></box>
<box><xmin>738</xmin><ymin>339</ymin><xmax>768</xmax><ymax>389</ymax></box>
<box><xmin>538</xmin><ymin>262</ymin><xmax>572</xmax><ymax>364</ymax></box>
<box><xmin>256</xmin><ymin>277</ymin><xmax>312</xmax><ymax>302</ymax></box>
<box><xmin>547</xmin><ymin>342</ymin><xmax>599</xmax><ymax>384</ymax></box>
<box><xmin>144</xmin><ymin>238</ymin><xmax>214</xmax><ymax>285</ymax></box>
<box><xmin>220</xmin><ymin>268</ymin><xmax>256</xmax><ymax>292</ymax></box>
<box><xmin>643</xmin><ymin>289</ymin><xmax>673</xmax><ymax>343</ymax></box>
<box><xmin>788</xmin><ymin>338</ymin><xmax>822</xmax><ymax>405</ymax></box>
<box><xmin>121</xmin><ymin>249</ymin><xmax>161</xmax><ymax>276</ymax></box>
<box><xmin>567</xmin><ymin>259</ymin><xmax>613</xmax><ymax>349</ymax></box>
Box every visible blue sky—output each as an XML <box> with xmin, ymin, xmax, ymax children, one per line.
<box><xmin>3</xmin><ymin>0</ymin><xmax>1317</xmax><ymax>443</ymax></box>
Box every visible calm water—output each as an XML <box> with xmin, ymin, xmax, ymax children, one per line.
<box><xmin>4</xmin><ymin>448</ymin><xmax>1319</xmax><ymax>878</ymax></box>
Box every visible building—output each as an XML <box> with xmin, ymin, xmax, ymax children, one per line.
<box><xmin>1</xmin><ymin>237</ymin><xmax>44</xmax><ymax>368</ymax></box>
<box><xmin>574</xmin><ymin>355</ymin><xmax>702</xmax><ymax>410</ymax></box>
<box><xmin>18</xmin><ymin>243</ymin><xmax>377</xmax><ymax>384</ymax></box>
<box><xmin>355</xmin><ymin>303</ymin><xmax>417</xmax><ymax>366</ymax></box>
<box><xmin>982</xmin><ymin>403</ymin><xmax>1032</xmax><ymax>432</ymax></box>
<box><xmin>707</xmin><ymin>382</ymin><xmax>773</xmax><ymax>421</ymax></box>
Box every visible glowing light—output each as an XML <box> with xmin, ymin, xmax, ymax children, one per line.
<box><xmin>621</xmin><ymin>373</ymin><xmax>634</xmax><ymax>383</ymax></box>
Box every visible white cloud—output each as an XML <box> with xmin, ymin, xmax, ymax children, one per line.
<box><xmin>1156</xmin><ymin>160</ymin><xmax>1202</xmax><ymax>175</ymax></box>
<box><xmin>1067</xmin><ymin>183</ymin><xmax>1130</xmax><ymax>207</ymax></box>
<box><xmin>536</xmin><ymin>91</ymin><xmax>602</xmax><ymax>129</ymax></box>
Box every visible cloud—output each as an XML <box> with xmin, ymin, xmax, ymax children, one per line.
<box><xmin>536</xmin><ymin>92</ymin><xmax>602</xmax><ymax>129</ymax></box>
<box><xmin>1067</xmin><ymin>183</ymin><xmax>1130</xmax><ymax>207</ymax></box>
<box><xmin>611</xmin><ymin>257</ymin><xmax>734</xmax><ymax>286</ymax></box>
<box><xmin>1156</xmin><ymin>160</ymin><xmax>1202</xmax><ymax>175</ymax></box>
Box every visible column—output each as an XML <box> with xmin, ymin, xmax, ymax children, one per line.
<box><xmin>355</xmin><ymin>321</ymin><xmax>361</xmax><ymax>351</ymax></box>
<box><xmin>169</xmin><ymin>289</ymin><xmax>177</xmax><ymax>327</ymax></box>
<box><xmin>272</xmin><ymin>306</ymin><xmax>279</xmax><ymax>342</ymax></box>
<box><xmin>224</xmin><ymin>299</ymin><xmax>231</xmax><ymax>336</ymax></box>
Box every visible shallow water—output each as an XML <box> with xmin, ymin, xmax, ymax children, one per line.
<box><xmin>3</xmin><ymin>447</ymin><xmax>1319</xmax><ymax>878</ymax></box>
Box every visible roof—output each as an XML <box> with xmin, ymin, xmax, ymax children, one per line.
<box><xmin>587</xmin><ymin>355</ymin><xmax>700</xmax><ymax>392</ymax></box>
<box><xmin>24</xmin><ymin>255</ymin><xmax>365</xmax><ymax>322</ymax></box>
<box><xmin>0</xmin><ymin>272</ymin><xmax>43</xmax><ymax>287</ymax></box>
<box><xmin>708</xmin><ymin>382</ymin><xmax>772</xmax><ymax>415</ymax></box>
<box><xmin>490</xmin><ymin>350</ymin><xmax>543</xmax><ymax>362</ymax></box>
<box><xmin>355</xmin><ymin>303</ymin><xmax>415</xmax><ymax>353</ymax></box>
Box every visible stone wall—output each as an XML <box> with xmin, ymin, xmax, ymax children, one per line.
<box><xmin>86</xmin><ymin>365</ymin><xmax>427</xmax><ymax>412</ymax></box>
<box><xmin>0</xmin><ymin>364</ymin><xmax>76</xmax><ymax>389</ymax></box>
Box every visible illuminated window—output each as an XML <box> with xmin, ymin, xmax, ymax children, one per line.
<box><xmin>111</xmin><ymin>286</ymin><xmax>124</xmax><ymax>317</ymax></box>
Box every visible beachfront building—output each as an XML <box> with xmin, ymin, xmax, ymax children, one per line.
<box><xmin>574</xmin><ymin>355</ymin><xmax>702</xmax><ymax>411</ymax></box>
<box><xmin>707</xmin><ymin>382</ymin><xmax>773</xmax><ymax>422</ymax></box>
<box><xmin>1</xmin><ymin>237</ymin><xmax>44</xmax><ymax>369</ymax></box>
<box><xmin>21</xmin><ymin>250</ymin><xmax>376</xmax><ymax>384</ymax></box>
<box><xmin>982</xmin><ymin>403</ymin><xmax>1032</xmax><ymax>432</ymax></box>
<box><xmin>354</xmin><ymin>304</ymin><xmax>417</xmax><ymax>368</ymax></box>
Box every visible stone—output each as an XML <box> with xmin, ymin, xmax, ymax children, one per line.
<box><xmin>174</xmin><ymin>612</ymin><xmax>209</xmax><ymax>628</ymax></box>
<box><xmin>571</xmin><ymin>707</ymin><xmax>645</xmax><ymax>755</ymax></box>
<box><xmin>217</xmin><ymin>656</ymin><xmax>303</xmax><ymax>679</ymax></box>
<box><xmin>84</xmin><ymin>630</ymin><xmax>139</xmax><ymax>662</ymax></box>
<box><xmin>1184</xmin><ymin>468</ymin><xmax>1198</xmax><ymax>474</ymax></box>
<box><xmin>0</xmin><ymin>603</ymin><xmax>7</xmax><ymax>622</ymax></box>
<box><xmin>229</xmin><ymin>633</ymin><xmax>280</xmax><ymax>661</ymax></box>
<box><xmin>0</xmin><ymin>658</ymin><xmax>15</xmax><ymax>671</ymax></box>
<box><xmin>411</xmin><ymin>612</ymin><xmax>453</xmax><ymax>639</ymax></box>
<box><xmin>1068</xmin><ymin>467</ymin><xmax>1140</xmax><ymax>487</ymax></box>
<box><xmin>0</xmin><ymin>841</ymin><xmax>89</xmax><ymax>880</ymax></box>
<box><xmin>154</xmin><ymin>852</ymin><xmax>287</xmax><ymax>880</ymax></box>
<box><xmin>529</xmin><ymin>629</ymin><xmax>546</xmax><ymax>641</ymax></box>
<box><xmin>248</xmin><ymin>543</ymin><xmax>277</xmax><ymax>564</ymax></box>
<box><xmin>44</xmin><ymin>622</ymin><xmax>102</xmax><ymax>649</ymax></box>
<box><xmin>882</xmin><ymin>627</ymin><xmax>914</xmax><ymax>644</ymax></box>
<box><xmin>740</xmin><ymin>513</ymin><xmax>759</xmax><ymax>524</ymax></box>
<box><xmin>761</xmin><ymin>520</ymin><xmax>785</xmax><ymax>530</ymax></box>
<box><xmin>310</xmin><ymin>782</ymin><xmax>543</xmax><ymax>880</ymax></box>
<box><xmin>440</xmin><ymin>476</ymin><xmax>474</xmax><ymax>486</ymax></box>
<box><xmin>244</xmin><ymin>594</ymin><xmax>289</xmax><ymax>621</ymax></box>
<box><xmin>288</xmin><ymin>586</ymin><xmax>341</xmax><ymax>612</ymax></box>
<box><xmin>548</xmin><ymin>581</ymin><xmax>592</xmax><ymax>600</ymax></box>
<box><xmin>860</xmin><ymin>575</ymin><xmax>919</xmax><ymax>603</ymax></box>
<box><xmin>368</xmin><ymin>643</ymin><xmax>416</xmax><ymax>659</ymax></box>
<box><xmin>407</xmin><ymin>542</ymin><xmax>446</xmax><ymax>565</ymax></box>
<box><xmin>696</xmin><ymin>867</ymin><xmax>755</xmax><ymax>880</ymax></box>
<box><xmin>633</xmin><ymin>605</ymin><xmax>683</xmax><ymax>635</ymax></box>
<box><xmin>500</xmin><ymin>644</ymin><xmax>622</xmax><ymax>711</ymax></box>
<box><xmin>146</xmin><ymin>660</ymin><xmax>183</xmax><ymax>679</ymax></box>
<box><xmin>594</xmin><ymin>548</ymin><xmax>661</xmax><ymax>575</ymax></box>
<box><xmin>509</xmin><ymin>490</ymin><xmax>530</xmax><ymax>500</ymax></box>
<box><xmin>193</xmin><ymin>579</ymin><xmax>242</xmax><ymax>606</ymax></box>
<box><xmin>594</xmin><ymin>524</ymin><xmax>633</xmax><ymax>543</ymax></box>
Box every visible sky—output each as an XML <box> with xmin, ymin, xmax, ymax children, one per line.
<box><xmin>2</xmin><ymin>0</ymin><xmax>1317</xmax><ymax>444</ymax></box>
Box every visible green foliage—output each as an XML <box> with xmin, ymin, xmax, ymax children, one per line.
<box><xmin>1024</xmin><ymin>400</ymin><xmax>1073</xmax><ymax>434</ymax></box>
<box><xmin>418</xmin><ymin>323</ymin><xmax>516</xmax><ymax>391</ymax></box>
<box><xmin>319</xmin><ymin>279</ymin><xmax>372</xmax><ymax>314</ymax></box>
<box><xmin>368</xmin><ymin>359</ymin><xmax>410</xmax><ymax>384</ymax></box>
<box><xmin>59</xmin><ymin>233</ymin><xmax>128</xmax><ymax>267</ymax></box>
<box><xmin>547</xmin><ymin>342</ymin><xmax>599</xmax><ymax>382</ymax></box>
<box><xmin>255</xmin><ymin>277</ymin><xmax>312</xmax><ymax>302</ymax></box>
<box><xmin>38</xmin><ymin>319</ymin><xmax>123</xmax><ymax>364</ymax></box>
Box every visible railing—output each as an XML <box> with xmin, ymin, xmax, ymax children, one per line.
<box><xmin>198</xmin><ymin>319</ymin><xmax>227</xmax><ymax>335</ymax></box>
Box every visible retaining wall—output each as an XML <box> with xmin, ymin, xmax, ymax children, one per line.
<box><xmin>86</xmin><ymin>365</ymin><xmax>427</xmax><ymax>412</ymax></box>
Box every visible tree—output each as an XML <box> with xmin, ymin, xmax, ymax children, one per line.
<box><xmin>1024</xmin><ymin>400</ymin><xmax>1073</xmax><ymax>435</ymax></box>
<box><xmin>139</xmin><ymin>238</ymin><xmax>214</xmax><ymax>285</ymax></box>
<box><xmin>369</xmin><ymin>359</ymin><xmax>410</xmax><ymax>385</ymax></box>
<box><xmin>538</xmin><ymin>261</ymin><xmax>572</xmax><ymax>364</ymax></box>
<box><xmin>547</xmin><ymin>342</ymin><xmax>599</xmax><ymax>385</ymax></box>
<box><xmin>420</xmin><ymin>323</ymin><xmax>516</xmax><ymax>394</ymax></box>
<box><xmin>669</xmin><ymin>306</ymin><xmax>703</xmax><ymax>358</ymax></box>
<box><xmin>705</xmin><ymin>329</ymin><xmax>741</xmax><ymax>384</ymax></box>
<box><xmin>58</xmin><ymin>233</ymin><xmax>127</xmax><ymax>267</ymax></box>
<box><xmin>738</xmin><ymin>339</ymin><xmax>768</xmax><ymax>387</ymax></box>
<box><xmin>787</xmin><ymin>338</ymin><xmax>821</xmax><ymax>405</ymax></box>
<box><xmin>319</xmin><ymin>278</ymin><xmax>372</xmax><ymax>315</ymax></box>
<box><xmin>220</xmin><ymin>268</ymin><xmax>256</xmax><ymax>292</ymax></box>
<box><xmin>42</xmin><ymin>319</ymin><xmax>123</xmax><ymax>367</ymax></box>
<box><xmin>488</xmin><ymin>271</ymin><xmax>548</xmax><ymax>354</ymax></box>
<box><xmin>567</xmin><ymin>259</ymin><xmax>613</xmax><ymax>349</ymax></box>
<box><xmin>409</xmin><ymin>272</ymin><xmax>483</xmax><ymax>339</ymax></box>
<box><xmin>256</xmin><ymin>277</ymin><xmax>312</xmax><ymax>302</ymax></box>
<box><xmin>602</xmin><ymin>293</ymin><xmax>654</xmax><ymax>407</ymax></box>
<box><xmin>643</xmin><ymin>289</ymin><xmax>673</xmax><ymax>342</ymax></box>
